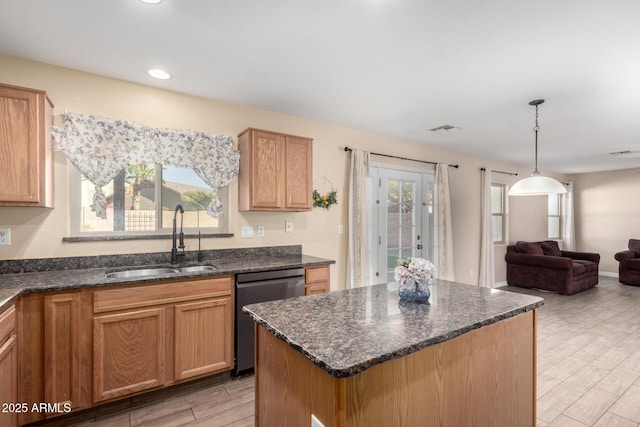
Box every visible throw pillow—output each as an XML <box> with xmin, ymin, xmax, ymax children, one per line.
<box><xmin>629</xmin><ymin>239</ymin><xmax>640</xmax><ymax>256</ymax></box>
<box><xmin>540</xmin><ymin>240</ymin><xmax>561</xmax><ymax>257</ymax></box>
<box><xmin>516</xmin><ymin>241</ymin><xmax>544</xmax><ymax>255</ymax></box>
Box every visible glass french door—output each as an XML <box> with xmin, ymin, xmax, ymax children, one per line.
<box><xmin>371</xmin><ymin>167</ymin><xmax>434</xmax><ymax>284</ymax></box>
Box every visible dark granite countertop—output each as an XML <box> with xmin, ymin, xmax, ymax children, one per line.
<box><xmin>0</xmin><ymin>248</ymin><xmax>334</xmax><ymax>312</ymax></box>
<box><xmin>243</xmin><ymin>280</ymin><xmax>544</xmax><ymax>378</ymax></box>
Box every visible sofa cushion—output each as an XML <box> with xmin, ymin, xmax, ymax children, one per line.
<box><xmin>626</xmin><ymin>258</ymin><xmax>640</xmax><ymax>271</ymax></box>
<box><xmin>540</xmin><ymin>240</ymin><xmax>561</xmax><ymax>257</ymax></box>
<box><xmin>573</xmin><ymin>260</ymin><xmax>597</xmax><ymax>274</ymax></box>
<box><xmin>572</xmin><ymin>262</ymin><xmax>586</xmax><ymax>275</ymax></box>
<box><xmin>629</xmin><ymin>239</ymin><xmax>640</xmax><ymax>257</ymax></box>
<box><xmin>516</xmin><ymin>241</ymin><xmax>543</xmax><ymax>255</ymax></box>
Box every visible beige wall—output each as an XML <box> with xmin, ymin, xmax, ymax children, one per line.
<box><xmin>569</xmin><ymin>167</ymin><xmax>640</xmax><ymax>275</ymax></box>
<box><xmin>0</xmin><ymin>54</ymin><xmax>562</xmax><ymax>288</ymax></box>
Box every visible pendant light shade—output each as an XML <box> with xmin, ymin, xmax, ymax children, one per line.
<box><xmin>509</xmin><ymin>173</ymin><xmax>567</xmax><ymax>196</ymax></box>
<box><xmin>509</xmin><ymin>99</ymin><xmax>566</xmax><ymax>196</ymax></box>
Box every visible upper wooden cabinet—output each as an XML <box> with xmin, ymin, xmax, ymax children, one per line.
<box><xmin>238</xmin><ymin>128</ymin><xmax>313</xmax><ymax>211</ymax></box>
<box><xmin>0</xmin><ymin>83</ymin><xmax>54</xmax><ymax>207</ymax></box>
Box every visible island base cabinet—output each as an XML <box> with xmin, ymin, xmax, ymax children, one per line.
<box><xmin>255</xmin><ymin>310</ymin><xmax>536</xmax><ymax>427</ymax></box>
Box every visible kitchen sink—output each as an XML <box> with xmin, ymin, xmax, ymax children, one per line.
<box><xmin>178</xmin><ymin>265</ymin><xmax>217</xmax><ymax>273</ymax></box>
<box><xmin>105</xmin><ymin>268</ymin><xmax>179</xmax><ymax>279</ymax></box>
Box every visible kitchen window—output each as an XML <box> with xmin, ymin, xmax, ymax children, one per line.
<box><xmin>70</xmin><ymin>163</ymin><xmax>227</xmax><ymax>236</ymax></box>
<box><xmin>491</xmin><ymin>183</ymin><xmax>506</xmax><ymax>244</ymax></box>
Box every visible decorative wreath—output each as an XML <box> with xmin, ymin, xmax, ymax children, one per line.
<box><xmin>313</xmin><ymin>189</ymin><xmax>338</xmax><ymax>209</ymax></box>
<box><xmin>312</xmin><ymin>176</ymin><xmax>338</xmax><ymax>209</ymax></box>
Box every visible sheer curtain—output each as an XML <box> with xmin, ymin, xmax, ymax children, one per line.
<box><xmin>434</xmin><ymin>164</ymin><xmax>454</xmax><ymax>281</ymax></box>
<box><xmin>562</xmin><ymin>182</ymin><xmax>576</xmax><ymax>251</ymax></box>
<box><xmin>347</xmin><ymin>149</ymin><xmax>373</xmax><ymax>288</ymax></box>
<box><xmin>479</xmin><ymin>169</ymin><xmax>494</xmax><ymax>287</ymax></box>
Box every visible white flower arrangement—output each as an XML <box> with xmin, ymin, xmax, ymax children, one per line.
<box><xmin>394</xmin><ymin>257</ymin><xmax>436</xmax><ymax>283</ymax></box>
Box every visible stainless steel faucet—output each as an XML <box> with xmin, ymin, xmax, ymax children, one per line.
<box><xmin>171</xmin><ymin>204</ymin><xmax>185</xmax><ymax>264</ymax></box>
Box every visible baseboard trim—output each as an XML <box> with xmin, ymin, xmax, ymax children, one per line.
<box><xmin>494</xmin><ymin>281</ymin><xmax>508</xmax><ymax>288</ymax></box>
<box><xmin>599</xmin><ymin>272</ymin><xmax>618</xmax><ymax>278</ymax></box>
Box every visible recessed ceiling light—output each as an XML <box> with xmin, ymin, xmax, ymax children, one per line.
<box><xmin>147</xmin><ymin>69</ymin><xmax>171</xmax><ymax>80</ymax></box>
<box><xmin>140</xmin><ymin>0</ymin><xmax>163</xmax><ymax>4</ymax></box>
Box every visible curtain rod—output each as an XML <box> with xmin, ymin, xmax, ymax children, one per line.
<box><xmin>344</xmin><ymin>146</ymin><xmax>459</xmax><ymax>168</ymax></box>
<box><xmin>480</xmin><ymin>167</ymin><xmax>518</xmax><ymax>176</ymax></box>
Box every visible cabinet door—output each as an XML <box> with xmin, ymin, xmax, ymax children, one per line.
<box><xmin>0</xmin><ymin>306</ymin><xmax>17</xmax><ymax>427</ymax></box>
<box><xmin>0</xmin><ymin>84</ymin><xmax>53</xmax><ymax>207</ymax></box>
<box><xmin>0</xmin><ymin>335</ymin><xmax>17</xmax><ymax>427</ymax></box>
<box><xmin>174</xmin><ymin>298</ymin><xmax>232</xmax><ymax>381</ymax></box>
<box><xmin>284</xmin><ymin>136</ymin><xmax>313</xmax><ymax>210</ymax></box>
<box><xmin>44</xmin><ymin>293</ymin><xmax>81</xmax><ymax>411</ymax></box>
<box><xmin>93</xmin><ymin>308</ymin><xmax>165</xmax><ymax>402</ymax></box>
<box><xmin>250</xmin><ymin>130</ymin><xmax>283</xmax><ymax>209</ymax></box>
<box><xmin>305</xmin><ymin>265</ymin><xmax>330</xmax><ymax>295</ymax></box>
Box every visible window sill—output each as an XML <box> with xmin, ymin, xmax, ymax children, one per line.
<box><xmin>62</xmin><ymin>233</ymin><xmax>233</xmax><ymax>243</ymax></box>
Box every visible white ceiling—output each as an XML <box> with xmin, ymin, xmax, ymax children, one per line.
<box><xmin>1</xmin><ymin>0</ymin><xmax>640</xmax><ymax>174</ymax></box>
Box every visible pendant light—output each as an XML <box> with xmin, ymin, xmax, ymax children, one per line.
<box><xmin>509</xmin><ymin>99</ymin><xmax>567</xmax><ymax>196</ymax></box>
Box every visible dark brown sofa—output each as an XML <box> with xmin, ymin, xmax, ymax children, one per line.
<box><xmin>614</xmin><ymin>239</ymin><xmax>640</xmax><ymax>286</ymax></box>
<box><xmin>505</xmin><ymin>240</ymin><xmax>600</xmax><ymax>295</ymax></box>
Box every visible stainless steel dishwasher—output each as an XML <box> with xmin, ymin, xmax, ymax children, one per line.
<box><xmin>234</xmin><ymin>268</ymin><xmax>305</xmax><ymax>375</ymax></box>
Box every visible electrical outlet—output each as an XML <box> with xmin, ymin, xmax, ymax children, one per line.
<box><xmin>257</xmin><ymin>226</ymin><xmax>265</xmax><ymax>238</ymax></box>
<box><xmin>0</xmin><ymin>228</ymin><xmax>11</xmax><ymax>246</ymax></box>
<box><xmin>285</xmin><ymin>220</ymin><xmax>294</xmax><ymax>233</ymax></box>
<box><xmin>338</xmin><ymin>224</ymin><xmax>344</xmax><ymax>235</ymax></box>
<box><xmin>241</xmin><ymin>226</ymin><xmax>254</xmax><ymax>238</ymax></box>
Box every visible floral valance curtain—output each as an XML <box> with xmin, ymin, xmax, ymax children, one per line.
<box><xmin>51</xmin><ymin>111</ymin><xmax>239</xmax><ymax>219</ymax></box>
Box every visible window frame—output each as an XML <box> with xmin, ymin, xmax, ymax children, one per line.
<box><xmin>547</xmin><ymin>193</ymin><xmax>562</xmax><ymax>239</ymax></box>
<box><xmin>491</xmin><ymin>183</ymin><xmax>506</xmax><ymax>244</ymax></box>
<box><xmin>69</xmin><ymin>164</ymin><xmax>228</xmax><ymax>237</ymax></box>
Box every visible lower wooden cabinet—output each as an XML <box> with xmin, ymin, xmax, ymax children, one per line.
<box><xmin>44</xmin><ymin>293</ymin><xmax>81</xmax><ymax>411</ymax></box>
<box><xmin>93</xmin><ymin>307</ymin><xmax>166</xmax><ymax>402</ymax></box>
<box><xmin>0</xmin><ymin>305</ymin><xmax>17</xmax><ymax>427</ymax></box>
<box><xmin>91</xmin><ymin>275</ymin><xmax>234</xmax><ymax>404</ymax></box>
<box><xmin>174</xmin><ymin>298</ymin><xmax>233</xmax><ymax>380</ymax></box>
<box><xmin>16</xmin><ymin>274</ymin><xmax>234</xmax><ymax>425</ymax></box>
<box><xmin>305</xmin><ymin>265</ymin><xmax>330</xmax><ymax>295</ymax></box>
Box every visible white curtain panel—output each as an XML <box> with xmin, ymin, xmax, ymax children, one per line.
<box><xmin>51</xmin><ymin>111</ymin><xmax>239</xmax><ymax>219</ymax></box>
<box><xmin>347</xmin><ymin>149</ymin><xmax>373</xmax><ymax>289</ymax></box>
<box><xmin>434</xmin><ymin>164</ymin><xmax>455</xmax><ymax>281</ymax></box>
<box><xmin>562</xmin><ymin>182</ymin><xmax>576</xmax><ymax>251</ymax></box>
<box><xmin>479</xmin><ymin>169</ymin><xmax>495</xmax><ymax>287</ymax></box>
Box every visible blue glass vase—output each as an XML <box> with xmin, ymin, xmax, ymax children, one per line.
<box><xmin>398</xmin><ymin>277</ymin><xmax>431</xmax><ymax>303</ymax></box>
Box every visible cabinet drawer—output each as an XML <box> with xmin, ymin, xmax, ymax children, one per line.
<box><xmin>305</xmin><ymin>266</ymin><xmax>329</xmax><ymax>284</ymax></box>
<box><xmin>0</xmin><ymin>305</ymin><xmax>16</xmax><ymax>346</ymax></box>
<box><xmin>94</xmin><ymin>276</ymin><xmax>232</xmax><ymax>313</ymax></box>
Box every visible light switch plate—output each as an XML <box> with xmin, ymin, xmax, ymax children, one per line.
<box><xmin>0</xmin><ymin>228</ymin><xmax>10</xmax><ymax>246</ymax></box>
<box><xmin>285</xmin><ymin>220</ymin><xmax>294</xmax><ymax>233</ymax></box>
<box><xmin>241</xmin><ymin>226</ymin><xmax>254</xmax><ymax>238</ymax></box>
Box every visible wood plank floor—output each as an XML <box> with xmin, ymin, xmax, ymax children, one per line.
<box><xmin>41</xmin><ymin>276</ymin><xmax>639</xmax><ymax>427</ymax></box>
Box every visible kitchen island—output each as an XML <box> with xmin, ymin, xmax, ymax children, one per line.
<box><xmin>244</xmin><ymin>280</ymin><xmax>543</xmax><ymax>427</ymax></box>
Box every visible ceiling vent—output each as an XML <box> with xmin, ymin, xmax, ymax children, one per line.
<box><xmin>430</xmin><ymin>125</ymin><xmax>457</xmax><ymax>131</ymax></box>
<box><xmin>608</xmin><ymin>150</ymin><xmax>640</xmax><ymax>157</ymax></box>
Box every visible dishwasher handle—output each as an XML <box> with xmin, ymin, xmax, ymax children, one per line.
<box><xmin>236</xmin><ymin>268</ymin><xmax>305</xmax><ymax>284</ymax></box>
